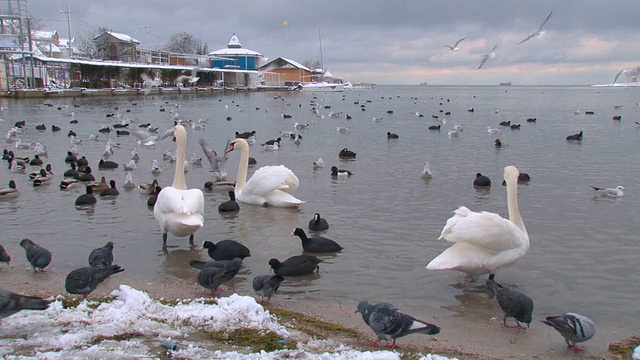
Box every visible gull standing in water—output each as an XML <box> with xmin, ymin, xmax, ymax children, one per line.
<box><xmin>477</xmin><ymin>45</ymin><xmax>497</xmax><ymax>70</ymax></box>
<box><xmin>443</xmin><ymin>37</ymin><xmax>466</xmax><ymax>51</ymax></box>
<box><xmin>518</xmin><ymin>10</ymin><xmax>553</xmax><ymax>44</ymax></box>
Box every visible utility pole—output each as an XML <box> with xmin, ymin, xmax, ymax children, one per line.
<box><xmin>59</xmin><ymin>6</ymin><xmax>71</xmax><ymax>57</ymax></box>
<box><xmin>145</xmin><ymin>22</ymin><xmax>150</xmax><ymax>48</ymax></box>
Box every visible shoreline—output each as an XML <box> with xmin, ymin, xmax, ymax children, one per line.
<box><xmin>0</xmin><ymin>85</ymin><xmax>293</xmax><ymax>99</ymax></box>
<box><xmin>3</xmin><ymin>269</ymin><xmax>624</xmax><ymax>360</ymax></box>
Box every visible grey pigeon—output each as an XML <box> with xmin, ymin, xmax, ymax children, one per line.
<box><xmin>487</xmin><ymin>279</ymin><xmax>533</xmax><ymax>329</ymax></box>
<box><xmin>268</xmin><ymin>255</ymin><xmax>321</xmax><ymax>277</ymax></box>
<box><xmin>0</xmin><ymin>243</ymin><xmax>11</xmax><ymax>264</ymax></box>
<box><xmin>189</xmin><ymin>257</ymin><xmax>242</xmax><ymax>271</ymax></box>
<box><xmin>291</xmin><ymin>227</ymin><xmax>343</xmax><ymax>253</ymax></box>
<box><xmin>196</xmin><ymin>257</ymin><xmax>242</xmax><ymax>295</ymax></box>
<box><xmin>19</xmin><ymin>239</ymin><xmax>52</xmax><ymax>272</ymax></box>
<box><xmin>202</xmin><ymin>240</ymin><xmax>250</xmax><ymax>261</ymax></box>
<box><xmin>0</xmin><ymin>288</ymin><xmax>49</xmax><ymax>319</ymax></box>
<box><xmin>308</xmin><ymin>213</ymin><xmax>329</xmax><ymax>231</ymax></box>
<box><xmin>88</xmin><ymin>241</ymin><xmax>114</xmax><ymax>268</ymax></box>
<box><xmin>252</xmin><ymin>274</ymin><xmax>284</xmax><ymax>304</ymax></box>
<box><xmin>355</xmin><ymin>301</ymin><xmax>440</xmax><ymax>348</ymax></box>
<box><xmin>65</xmin><ymin>265</ymin><xmax>124</xmax><ymax>297</ymax></box>
<box><xmin>542</xmin><ymin>312</ymin><xmax>596</xmax><ymax>351</ymax></box>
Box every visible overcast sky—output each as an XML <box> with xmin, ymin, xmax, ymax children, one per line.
<box><xmin>26</xmin><ymin>0</ymin><xmax>640</xmax><ymax>85</ymax></box>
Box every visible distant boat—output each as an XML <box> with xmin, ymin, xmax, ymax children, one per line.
<box><xmin>298</xmin><ymin>82</ymin><xmax>345</xmax><ymax>92</ymax></box>
<box><xmin>297</xmin><ymin>30</ymin><xmax>344</xmax><ymax>92</ymax></box>
<box><xmin>420</xmin><ymin>82</ymin><xmax>428</xmax><ymax>86</ymax></box>
<box><xmin>499</xmin><ymin>82</ymin><xmax>512</xmax><ymax>86</ymax></box>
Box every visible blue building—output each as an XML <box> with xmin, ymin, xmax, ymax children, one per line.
<box><xmin>209</xmin><ymin>34</ymin><xmax>264</xmax><ymax>71</ymax></box>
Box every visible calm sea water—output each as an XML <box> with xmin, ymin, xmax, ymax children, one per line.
<box><xmin>0</xmin><ymin>85</ymin><xmax>638</xmax><ymax>342</ymax></box>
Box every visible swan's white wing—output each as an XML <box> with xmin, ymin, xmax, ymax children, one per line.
<box><xmin>155</xmin><ymin>187</ymin><xmax>203</xmax><ymax>215</ymax></box>
<box><xmin>154</xmin><ymin>187</ymin><xmax>204</xmax><ymax>236</ymax></box>
<box><xmin>438</xmin><ymin>206</ymin><xmax>525</xmax><ymax>252</ymax></box>
<box><xmin>244</xmin><ymin>165</ymin><xmax>299</xmax><ymax>196</ymax></box>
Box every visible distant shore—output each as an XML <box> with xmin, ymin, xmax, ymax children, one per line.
<box><xmin>0</xmin><ymin>85</ymin><xmax>293</xmax><ymax>99</ymax></box>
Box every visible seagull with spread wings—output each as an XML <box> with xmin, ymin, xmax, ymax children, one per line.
<box><xmin>477</xmin><ymin>45</ymin><xmax>497</xmax><ymax>70</ymax></box>
<box><xmin>443</xmin><ymin>37</ymin><xmax>466</xmax><ymax>51</ymax></box>
<box><xmin>518</xmin><ymin>10</ymin><xmax>553</xmax><ymax>44</ymax></box>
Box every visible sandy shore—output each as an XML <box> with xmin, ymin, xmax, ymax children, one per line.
<box><xmin>2</xmin><ymin>267</ymin><xmax>621</xmax><ymax>359</ymax></box>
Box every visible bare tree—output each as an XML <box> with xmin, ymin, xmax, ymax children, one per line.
<box><xmin>165</xmin><ymin>32</ymin><xmax>202</xmax><ymax>54</ymax></box>
<box><xmin>75</xmin><ymin>27</ymin><xmax>110</xmax><ymax>59</ymax></box>
<box><xmin>302</xmin><ymin>59</ymin><xmax>322</xmax><ymax>71</ymax></box>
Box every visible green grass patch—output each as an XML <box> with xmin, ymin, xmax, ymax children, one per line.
<box><xmin>270</xmin><ymin>308</ymin><xmax>363</xmax><ymax>339</ymax></box>
<box><xmin>205</xmin><ymin>328</ymin><xmax>294</xmax><ymax>352</ymax></box>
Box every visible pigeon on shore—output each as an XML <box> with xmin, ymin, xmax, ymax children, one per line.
<box><xmin>202</xmin><ymin>240</ymin><xmax>250</xmax><ymax>261</ymax></box>
<box><xmin>355</xmin><ymin>301</ymin><xmax>440</xmax><ymax>348</ymax></box>
<box><xmin>19</xmin><ymin>239</ymin><xmax>52</xmax><ymax>272</ymax></box>
<box><xmin>252</xmin><ymin>274</ymin><xmax>285</xmax><ymax>304</ymax></box>
<box><xmin>0</xmin><ymin>288</ymin><xmax>49</xmax><ymax>319</ymax></box>
<box><xmin>88</xmin><ymin>241</ymin><xmax>114</xmax><ymax>268</ymax></box>
<box><xmin>197</xmin><ymin>257</ymin><xmax>242</xmax><ymax>295</ymax></box>
<box><xmin>542</xmin><ymin>313</ymin><xmax>596</xmax><ymax>351</ymax></box>
<box><xmin>291</xmin><ymin>227</ymin><xmax>343</xmax><ymax>253</ymax></box>
<box><xmin>487</xmin><ymin>279</ymin><xmax>533</xmax><ymax>329</ymax></box>
<box><xmin>0</xmin><ymin>244</ymin><xmax>11</xmax><ymax>264</ymax></box>
<box><xmin>65</xmin><ymin>265</ymin><xmax>124</xmax><ymax>297</ymax></box>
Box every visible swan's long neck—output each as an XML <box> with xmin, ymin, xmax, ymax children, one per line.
<box><xmin>234</xmin><ymin>139</ymin><xmax>249</xmax><ymax>191</ymax></box>
<box><xmin>172</xmin><ymin>125</ymin><xmax>187</xmax><ymax>189</ymax></box>
<box><xmin>506</xmin><ymin>176</ymin><xmax>526</xmax><ymax>234</ymax></box>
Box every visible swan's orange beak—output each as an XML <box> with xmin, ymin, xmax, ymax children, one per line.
<box><xmin>225</xmin><ymin>143</ymin><xmax>235</xmax><ymax>154</ymax></box>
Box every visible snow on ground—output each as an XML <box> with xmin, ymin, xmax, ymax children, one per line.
<box><xmin>0</xmin><ymin>285</ymin><xmax>456</xmax><ymax>360</ymax></box>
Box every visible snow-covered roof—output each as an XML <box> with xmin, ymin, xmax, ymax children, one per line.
<box><xmin>106</xmin><ymin>31</ymin><xmax>140</xmax><ymax>44</ymax></box>
<box><xmin>33</xmin><ymin>30</ymin><xmax>57</xmax><ymax>41</ymax></box>
<box><xmin>36</xmin><ymin>42</ymin><xmax>62</xmax><ymax>53</ymax></box>
<box><xmin>58</xmin><ymin>38</ymin><xmax>74</xmax><ymax>47</ymax></box>
<box><xmin>209</xmin><ymin>48</ymin><xmax>262</xmax><ymax>57</ymax></box>
<box><xmin>210</xmin><ymin>33</ymin><xmax>262</xmax><ymax>57</ymax></box>
<box><xmin>260</xmin><ymin>57</ymin><xmax>311</xmax><ymax>72</ymax></box>
<box><xmin>19</xmin><ymin>55</ymin><xmax>259</xmax><ymax>73</ymax></box>
<box><xmin>228</xmin><ymin>33</ymin><xmax>241</xmax><ymax>48</ymax></box>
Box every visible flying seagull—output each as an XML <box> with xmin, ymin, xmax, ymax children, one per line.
<box><xmin>477</xmin><ymin>45</ymin><xmax>497</xmax><ymax>70</ymax></box>
<box><xmin>443</xmin><ymin>37</ymin><xmax>466</xmax><ymax>51</ymax></box>
<box><xmin>518</xmin><ymin>10</ymin><xmax>553</xmax><ymax>44</ymax></box>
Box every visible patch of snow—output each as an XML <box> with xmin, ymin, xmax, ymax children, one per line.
<box><xmin>0</xmin><ymin>285</ymin><xmax>455</xmax><ymax>359</ymax></box>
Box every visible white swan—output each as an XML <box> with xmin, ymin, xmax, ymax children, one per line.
<box><xmin>426</xmin><ymin>165</ymin><xmax>528</xmax><ymax>280</ymax></box>
<box><xmin>153</xmin><ymin>124</ymin><xmax>204</xmax><ymax>248</ymax></box>
<box><xmin>225</xmin><ymin>138</ymin><xmax>304</xmax><ymax>207</ymax></box>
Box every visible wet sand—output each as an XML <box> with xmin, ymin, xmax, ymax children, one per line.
<box><xmin>3</xmin><ymin>266</ymin><xmax>617</xmax><ymax>360</ymax></box>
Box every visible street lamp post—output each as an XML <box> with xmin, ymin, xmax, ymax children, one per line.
<box><xmin>59</xmin><ymin>6</ymin><xmax>72</xmax><ymax>57</ymax></box>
